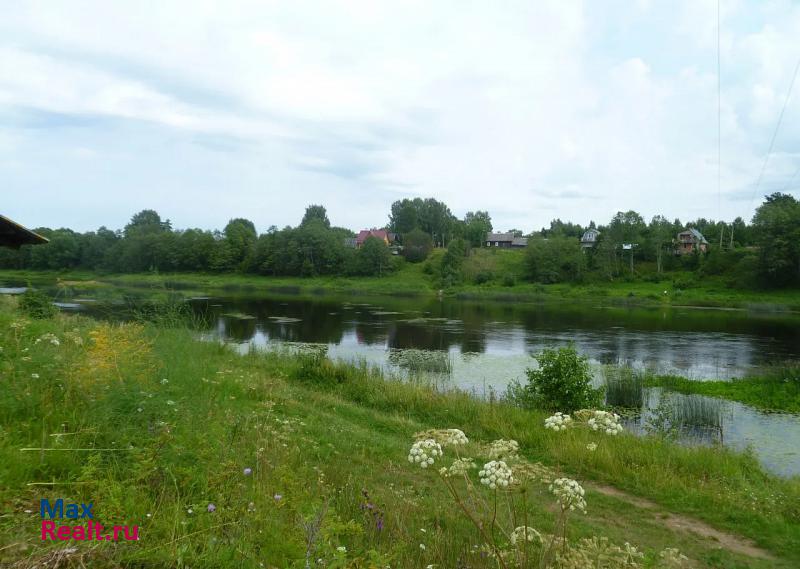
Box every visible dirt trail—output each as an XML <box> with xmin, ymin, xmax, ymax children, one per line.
<box><xmin>589</xmin><ymin>483</ymin><xmax>774</xmax><ymax>560</ymax></box>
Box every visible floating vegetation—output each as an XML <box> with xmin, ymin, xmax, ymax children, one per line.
<box><xmin>603</xmin><ymin>366</ymin><xmax>645</xmax><ymax>409</ymax></box>
<box><xmin>222</xmin><ymin>312</ymin><xmax>256</xmax><ymax>320</ymax></box>
<box><xmin>389</xmin><ymin>349</ymin><xmax>453</xmax><ymax>375</ymax></box>
<box><xmin>267</xmin><ymin>316</ymin><xmax>302</xmax><ymax>323</ymax></box>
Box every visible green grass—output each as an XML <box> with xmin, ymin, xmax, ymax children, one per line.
<box><xmin>647</xmin><ymin>367</ymin><xmax>800</xmax><ymax>413</ymax></box>
<box><xmin>4</xmin><ymin>256</ymin><xmax>800</xmax><ymax>311</ymax></box>
<box><xmin>1</xmin><ymin>297</ymin><xmax>800</xmax><ymax>567</ymax></box>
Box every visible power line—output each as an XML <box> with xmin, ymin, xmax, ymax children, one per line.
<box><xmin>747</xmin><ymin>54</ymin><xmax>800</xmax><ymax>211</ymax></box>
<box><xmin>783</xmin><ymin>164</ymin><xmax>800</xmax><ymax>192</ymax></box>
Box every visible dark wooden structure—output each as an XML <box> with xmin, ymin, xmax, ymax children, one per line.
<box><xmin>0</xmin><ymin>215</ymin><xmax>48</xmax><ymax>248</ymax></box>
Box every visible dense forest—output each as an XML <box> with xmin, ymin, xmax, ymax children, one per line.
<box><xmin>2</xmin><ymin>193</ymin><xmax>799</xmax><ymax>288</ymax></box>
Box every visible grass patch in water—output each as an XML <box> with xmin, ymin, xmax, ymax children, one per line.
<box><xmin>603</xmin><ymin>366</ymin><xmax>646</xmax><ymax>409</ymax></box>
<box><xmin>647</xmin><ymin>366</ymin><xmax>800</xmax><ymax>413</ymax></box>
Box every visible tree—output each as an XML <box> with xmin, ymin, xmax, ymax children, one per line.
<box><xmin>463</xmin><ymin>211</ymin><xmax>493</xmax><ymax>247</ymax></box>
<box><xmin>606</xmin><ymin>211</ymin><xmax>645</xmax><ymax>274</ymax></box>
<box><xmin>751</xmin><ymin>193</ymin><xmax>800</xmax><ymax>287</ymax></box>
<box><xmin>388</xmin><ymin>197</ymin><xmax>457</xmax><ymax>246</ymax></box>
<box><xmin>221</xmin><ymin>218</ymin><xmax>257</xmax><ymax>271</ymax></box>
<box><xmin>402</xmin><ymin>228</ymin><xmax>433</xmax><ymax>262</ymax></box>
<box><xmin>356</xmin><ymin>236</ymin><xmax>391</xmax><ymax>276</ymax></box>
<box><xmin>124</xmin><ymin>209</ymin><xmax>169</xmax><ymax>238</ymax></box>
<box><xmin>525</xmin><ymin>237</ymin><xmax>585</xmax><ymax>283</ymax></box>
<box><xmin>648</xmin><ymin>215</ymin><xmax>673</xmax><ymax>273</ymax></box>
<box><xmin>301</xmin><ymin>205</ymin><xmax>330</xmax><ymax>228</ymax></box>
<box><xmin>439</xmin><ymin>238</ymin><xmax>468</xmax><ymax>286</ymax></box>
<box><xmin>389</xmin><ymin>198</ymin><xmax>421</xmax><ymax>234</ymax></box>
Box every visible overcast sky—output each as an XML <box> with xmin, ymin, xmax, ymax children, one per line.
<box><xmin>2</xmin><ymin>1</ymin><xmax>800</xmax><ymax>234</ymax></box>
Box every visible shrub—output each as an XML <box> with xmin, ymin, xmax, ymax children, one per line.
<box><xmin>473</xmin><ymin>270</ymin><xmax>493</xmax><ymax>285</ymax></box>
<box><xmin>19</xmin><ymin>288</ymin><xmax>57</xmax><ymax>319</ymax></box>
<box><xmin>501</xmin><ymin>272</ymin><xmax>516</xmax><ymax>287</ymax></box>
<box><xmin>507</xmin><ymin>345</ymin><xmax>602</xmax><ymax>412</ymax></box>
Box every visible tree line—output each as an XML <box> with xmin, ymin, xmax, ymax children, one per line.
<box><xmin>1</xmin><ymin>193</ymin><xmax>798</xmax><ymax>287</ymax></box>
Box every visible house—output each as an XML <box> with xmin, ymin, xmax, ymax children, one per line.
<box><xmin>485</xmin><ymin>232</ymin><xmax>528</xmax><ymax>248</ymax></box>
<box><xmin>580</xmin><ymin>228</ymin><xmax>600</xmax><ymax>250</ymax></box>
<box><xmin>355</xmin><ymin>228</ymin><xmax>390</xmax><ymax>248</ymax></box>
<box><xmin>676</xmin><ymin>228</ymin><xmax>709</xmax><ymax>255</ymax></box>
<box><xmin>0</xmin><ymin>214</ymin><xmax>48</xmax><ymax>248</ymax></box>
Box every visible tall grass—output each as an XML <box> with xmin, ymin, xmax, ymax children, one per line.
<box><xmin>602</xmin><ymin>365</ymin><xmax>646</xmax><ymax>409</ymax></box>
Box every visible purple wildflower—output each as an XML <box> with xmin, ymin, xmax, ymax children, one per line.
<box><xmin>273</xmin><ymin>494</ymin><xmax>282</xmax><ymax>501</ymax></box>
<box><xmin>243</xmin><ymin>467</ymin><xmax>252</xmax><ymax>476</ymax></box>
<box><xmin>207</xmin><ymin>503</ymin><xmax>216</xmax><ymax>513</ymax></box>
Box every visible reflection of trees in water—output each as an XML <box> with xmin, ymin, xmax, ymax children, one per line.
<box><xmin>223</xmin><ymin>316</ymin><xmax>257</xmax><ymax>342</ymax></box>
<box><xmin>208</xmin><ymin>294</ymin><xmax>800</xmax><ymax>376</ymax></box>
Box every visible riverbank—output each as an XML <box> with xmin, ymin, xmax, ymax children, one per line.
<box><xmin>647</xmin><ymin>368</ymin><xmax>800</xmax><ymax>413</ymax></box>
<box><xmin>1</xmin><ymin>296</ymin><xmax>799</xmax><ymax>567</ymax></box>
<box><xmin>2</xmin><ymin>267</ymin><xmax>800</xmax><ymax>311</ymax></box>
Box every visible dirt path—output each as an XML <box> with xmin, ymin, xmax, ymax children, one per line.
<box><xmin>589</xmin><ymin>483</ymin><xmax>774</xmax><ymax>560</ymax></box>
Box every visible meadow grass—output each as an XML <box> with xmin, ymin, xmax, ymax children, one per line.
<box><xmin>3</xmin><ymin>265</ymin><xmax>800</xmax><ymax>311</ymax></box>
<box><xmin>1</xmin><ymin>297</ymin><xmax>800</xmax><ymax>567</ymax></box>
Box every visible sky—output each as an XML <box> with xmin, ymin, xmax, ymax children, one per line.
<box><xmin>2</xmin><ymin>0</ymin><xmax>800</xmax><ymax>235</ymax></box>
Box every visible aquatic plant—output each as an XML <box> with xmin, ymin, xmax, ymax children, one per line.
<box><xmin>389</xmin><ymin>348</ymin><xmax>453</xmax><ymax>375</ymax></box>
<box><xmin>603</xmin><ymin>365</ymin><xmax>646</xmax><ymax>408</ymax></box>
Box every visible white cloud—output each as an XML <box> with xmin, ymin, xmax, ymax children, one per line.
<box><xmin>1</xmin><ymin>0</ymin><xmax>800</xmax><ymax>232</ymax></box>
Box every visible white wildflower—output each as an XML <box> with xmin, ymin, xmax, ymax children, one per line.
<box><xmin>509</xmin><ymin>526</ymin><xmax>541</xmax><ymax>546</ymax></box>
<box><xmin>160</xmin><ymin>378</ymin><xmax>169</xmax><ymax>385</ymax></box>
<box><xmin>441</xmin><ymin>428</ymin><xmax>468</xmax><ymax>446</ymax></box>
<box><xmin>35</xmin><ymin>333</ymin><xmax>60</xmax><ymax>346</ymax></box>
<box><xmin>587</xmin><ymin>410</ymin><xmax>624</xmax><ymax>436</ymax></box>
<box><xmin>31</xmin><ymin>373</ymin><xmax>39</xmax><ymax>379</ymax></box>
<box><xmin>407</xmin><ymin>439</ymin><xmax>443</xmax><ymax>469</ymax></box>
<box><xmin>586</xmin><ymin>442</ymin><xmax>598</xmax><ymax>452</ymax></box>
<box><xmin>440</xmin><ymin>457</ymin><xmax>477</xmax><ymax>477</ymax></box>
<box><xmin>544</xmin><ymin>412</ymin><xmax>572</xmax><ymax>432</ymax></box>
<box><xmin>478</xmin><ymin>460</ymin><xmax>513</xmax><ymax>490</ymax></box>
<box><xmin>166</xmin><ymin>400</ymin><xmax>176</xmax><ymax>406</ymax></box>
<box><xmin>487</xmin><ymin>439</ymin><xmax>519</xmax><ymax>459</ymax></box>
<box><xmin>549</xmin><ymin>478</ymin><xmax>586</xmax><ymax>513</ymax></box>
<box><xmin>419</xmin><ymin>543</ymin><xmax>426</xmax><ymax>550</ymax></box>
<box><xmin>415</xmin><ymin>428</ymin><xmax>469</xmax><ymax>446</ymax></box>
<box><xmin>336</xmin><ymin>546</ymin><xmax>347</xmax><ymax>553</ymax></box>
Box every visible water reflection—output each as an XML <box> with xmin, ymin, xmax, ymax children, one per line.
<box><xmin>187</xmin><ymin>295</ymin><xmax>800</xmax><ymax>382</ymax></box>
<box><xmin>625</xmin><ymin>389</ymin><xmax>800</xmax><ymax>478</ymax></box>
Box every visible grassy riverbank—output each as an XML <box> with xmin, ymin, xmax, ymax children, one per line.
<box><xmin>1</xmin><ymin>297</ymin><xmax>800</xmax><ymax>567</ymax></box>
<box><xmin>646</xmin><ymin>367</ymin><xmax>800</xmax><ymax>413</ymax></box>
<box><xmin>2</xmin><ymin>265</ymin><xmax>800</xmax><ymax>311</ymax></box>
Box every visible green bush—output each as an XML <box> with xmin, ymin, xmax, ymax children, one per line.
<box><xmin>18</xmin><ymin>288</ymin><xmax>58</xmax><ymax>319</ymax></box>
<box><xmin>501</xmin><ymin>272</ymin><xmax>516</xmax><ymax>287</ymax></box>
<box><xmin>507</xmin><ymin>345</ymin><xmax>603</xmax><ymax>412</ymax></box>
<box><xmin>473</xmin><ymin>270</ymin><xmax>493</xmax><ymax>284</ymax></box>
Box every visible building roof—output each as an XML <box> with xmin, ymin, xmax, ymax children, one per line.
<box><xmin>680</xmin><ymin>228</ymin><xmax>709</xmax><ymax>244</ymax></box>
<box><xmin>511</xmin><ymin>237</ymin><xmax>528</xmax><ymax>247</ymax></box>
<box><xmin>581</xmin><ymin>228</ymin><xmax>600</xmax><ymax>242</ymax></box>
<box><xmin>355</xmin><ymin>229</ymin><xmax>389</xmax><ymax>245</ymax></box>
<box><xmin>0</xmin><ymin>215</ymin><xmax>49</xmax><ymax>249</ymax></box>
<box><xmin>486</xmin><ymin>232</ymin><xmax>516</xmax><ymax>242</ymax></box>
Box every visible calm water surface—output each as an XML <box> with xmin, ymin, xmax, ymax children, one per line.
<box><xmin>6</xmin><ymin>283</ymin><xmax>800</xmax><ymax>476</ymax></box>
